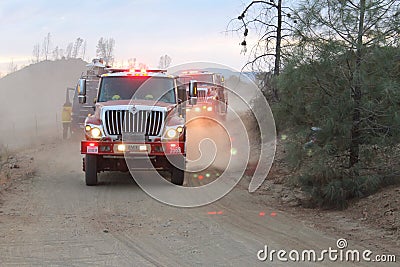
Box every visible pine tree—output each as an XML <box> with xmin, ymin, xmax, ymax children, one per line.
<box><xmin>275</xmin><ymin>0</ymin><xmax>400</xmax><ymax>208</ymax></box>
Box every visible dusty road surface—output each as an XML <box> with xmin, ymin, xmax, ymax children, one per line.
<box><xmin>1</xmin><ymin>141</ymin><xmax>395</xmax><ymax>266</ymax></box>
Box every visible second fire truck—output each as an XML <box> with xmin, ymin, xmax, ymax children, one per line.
<box><xmin>178</xmin><ymin>70</ymin><xmax>228</xmax><ymax>118</ymax></box>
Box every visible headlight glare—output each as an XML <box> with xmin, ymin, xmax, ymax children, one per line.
<box><xmin>90</xmin><ymin>127</ymin><xmax>102</xmax><ymax>138</ymax></box>
<box><xmin>166</xmin><ymin>128</ymin><xmax>177</xmax><ymax>138</ymax></box>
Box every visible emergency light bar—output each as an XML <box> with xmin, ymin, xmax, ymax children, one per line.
<box><xmin>105</xmin><ymin>68</ymin><xmax>167</xmax><ymax>74</ymax></box>
<box><xmin>180</xmin><ymin>70</ymin><xmax>210</xmax><ymax>75</ymax></box>
<box><xmin>132</xmin><ymin>69</ymin><xmax>167</xmax><ymax>73</ymax></box>
<box><xmin>105</xmin><ymin>68</ymin><xmax>130</xmax><ymax>73</ymax></box>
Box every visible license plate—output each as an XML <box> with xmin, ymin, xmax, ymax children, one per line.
<box><xmin>87</xmin><ymin>146</ymin><xmax>98</xmax><ymax>154</ymax></box>
<box><xmin>170</xmin><ymin>147</ymin><xmax>182</xmax><ymax>154</ymax></box>
<box><xmin>127</xmin><ymin>144</ymin><xmax>149</xmax><ymax>152</ymax></box>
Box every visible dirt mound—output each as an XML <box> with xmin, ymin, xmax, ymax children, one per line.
<box><xmin>347</xmin><ymin>186</ymin><xmax>400</xmax><ymax>240</ymax></box>
<box><xmin>0</xmin><ymin>59</ymin><xmax>87</xmax><ymax>148</ymax></box>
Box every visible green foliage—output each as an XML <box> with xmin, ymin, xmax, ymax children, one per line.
<box><xmin>298</xmin><ymin>172</ymin><xmax>392</xmax><ymax>209</ymax></box>
<box><xmin>274</xmin><ymin>44</ymin><xmax>400</xmax><ymax>209</ymax></box>
<box><xmin>322</xmin><ymin>180</ymin><xmax>347</xmax><ymax>209</ymax></box>
<box><xmin>247</xmin><ymin>0</ymin><xmax>400</xmax><ymax>209</ymax></box>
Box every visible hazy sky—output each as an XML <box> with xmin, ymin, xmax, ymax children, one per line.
<box><xmin>0</xmin><ymin>0</ymin><xmax>250</xmax><ymax>74</ymax></box>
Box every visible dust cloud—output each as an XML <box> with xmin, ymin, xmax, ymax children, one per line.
<box><xmin>0</xmin><ymin>59</ymin><xmax>270</xmax><ymax>187</ymax></box>
<box><xmin>0</xmin><ymin>59</ymin><xmax>87</xmax><ymax>149</ymax></box>
<box><xmin>185</xmin><ymin>71</ymin><xmax>266</xmax><ymax>185</ymax></box>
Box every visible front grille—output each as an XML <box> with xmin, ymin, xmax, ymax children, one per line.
<box><xmin>104</xmin><ymin>109</ymin><xmax>164</xmax><ymax>136</ymax></box>
<box><xmin>197</xmin><ymin>90</ymin><xmax>207</xmax><ymax>102</ymax></box>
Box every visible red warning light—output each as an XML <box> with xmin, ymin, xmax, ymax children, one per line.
<box><xmin>207</xmin><ymin>211</ymin><xmax>223</xmax><ymax>215</ymax></box>
<box><xmin>270</xmin><ymin>212</ymin><xmax>277</xmax><ymax>217</ymax></box>
<box><xmin>198</xmin><ymin>175</ymin><xmax>204</xmax><ymax>180</ymax></box>
<box><xmin>259</xmin><ymin>212</ymin><xmax>266</xmax><ymax>216</ymax></box>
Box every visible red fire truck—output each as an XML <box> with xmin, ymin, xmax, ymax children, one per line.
<box><xmin>178</xmin><ymin>71</ymin><xmax>228</xmax><ymax>118</ymax></box>
<box><xmin>78</xmin><ymin>68</ymin><xmax>198</xmax><ymax>186</ymax></box>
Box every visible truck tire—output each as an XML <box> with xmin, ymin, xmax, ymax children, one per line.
<box><xmin>171</xmin><ymin>165</ymin><xmax>184</xmax><ymax>185</ymax></box>
<box><xmin>169</xmin><ymin>156</ymin><xmax>185</xmax><ymax>186</ymax></box>
<box><xmin>215</xmin><ymin>101</ymin><xmax>227</xmax><ymax>121</ymax></box>
<box><xmin>218</xmin><ymin>111</ymin><xmax>227</xmax><ymax>121</ymax></box>
<box><xmin>85</xmin><ymin>155</ymin><xmax>98</xmax><ymax>186</ymax></box>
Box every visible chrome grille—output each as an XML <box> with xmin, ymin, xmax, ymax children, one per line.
<box><xmin>104</xmin><ymin>109</ymin><xmax>164</xmax><ymax>136</ymax></box>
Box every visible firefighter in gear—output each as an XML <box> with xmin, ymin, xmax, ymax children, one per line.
<box><xmin>62</xmin><ymin>100</ymin><xmax>72</xmax><ymax>139</ymax></box>
<box><xmin>111</xmin><ymin>94</ymin><xmax>121</xmax><ymax>100</ymax></box>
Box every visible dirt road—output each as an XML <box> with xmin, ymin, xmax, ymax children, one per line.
<box><xmin>2</xmin><ymin>140</ymin><xmax>395</xmax><ymax>266</ymax></box>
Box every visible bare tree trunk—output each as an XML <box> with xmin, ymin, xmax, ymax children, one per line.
<box><xmin>349</xmin><ymin>0</ymin><xmax>365</xmax><ymax>168</ymax></box>
<box><xmin>272</xmin><ymin>0</ymin><xmax>282</xmax><ymax>101</ymax></box>
<box><xmin>82</xmin><ymin>41</ymin><xmax>87</xmax><ymax>60</ymax></box>
<box><xmin>43</xmin><ymin>33</ymin><xmax>51</xmax><ymax>60</ymax></box>
<box><xmin>274</xmin><ymin>0</ymin><xmax>282</xmax><ymax>76</ymax></box>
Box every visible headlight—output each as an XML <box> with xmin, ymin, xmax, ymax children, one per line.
<box><xmin>85</xmin><ymin>123</ymin><xmax>103</xmax><ymax>139</ymax></box>
<box><xmin>117</xmin><ymin>144</ymin><xmax>126</xmax><ymax>152</ymax></box>
<box><xmin>166</xmin><ymin>128</ymin><xmax>177</xmax><ymax>138</ymax></box>
<box><xmin>90</xmin><ymin>127</ymin><xmax>102</xmax><ymax>138</ymax></box>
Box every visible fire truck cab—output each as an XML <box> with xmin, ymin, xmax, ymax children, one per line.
<box><xmin>78</xmin><ymin>68</ymin><xmax>196</xmax><ymax>186</ymax></box>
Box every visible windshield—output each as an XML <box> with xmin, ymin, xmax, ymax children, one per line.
<box><xmin>98</xmin><ymin>76</ymin><xmax>176</xmax><ymax>103</ymax></box>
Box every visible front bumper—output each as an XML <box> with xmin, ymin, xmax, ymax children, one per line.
<box><xmin>186</xmin><ymin>102</ymin><xmax>215</xmax><ymax>113</ymax></box>
<box><xmin>81</xmin><ymin>140</ymin><xmax>185</xmax><ymax>156</ymax></box>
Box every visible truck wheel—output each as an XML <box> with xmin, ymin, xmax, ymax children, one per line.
<box><xmin>85</xmin><ymin>155</ymin><xmax>98</xmax><ymax>186</ymax></box>
<box><xmin>168</xmin><ymin>155</ymin><xmax>185</xmax><ymax>185</ymax></box>
<box><xmin>218</xmin><ymin>112</ymin><xmax>227</xmax><ymax>121</ymax></box>
<box><xmin>171</xmin><ymin>166</ymin><xmax>184</xmax><ymax>185</ymax></box>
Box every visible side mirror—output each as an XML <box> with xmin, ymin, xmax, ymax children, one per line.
<box><xmin>189</xmin><ymin>80</ymin><xmax>198</xmax><ymax>105</ymax></box>
<box><xmin>93</xmin><ymin>97</ymin><xmax>97</xmax><ymax>104</ymax></box>
<box><xmin>177</xmin><ymin>98</ymin><xmax>183</xmax><ymax>115</ymax></box>
<box><xmin>77</xmin><ymin>79</ymin><xmax>87</xmax><ymax>96</ymax></box>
